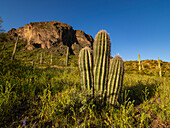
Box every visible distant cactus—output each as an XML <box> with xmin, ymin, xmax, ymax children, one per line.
<box><xmin>50</xmin><ymin>53</ymin><xmax>53</xmax><ymax>65</ymax></box>
<box><xmin>158</xmin><ymin>57</ymin><xmax>162</xmax><ymax>77</ymax></box>
<box><xmin>37</xmin><ymin>53</ymin><xmax>39</xmax><ymax>61</ymax></box>
<box><xmin>138</xmin><ymin>54</ymin><xmax>141</xmax><ymax>71</ymax></box>
<box><xmin>11</xmin><ymin>36</ymin><xmax>19</xmax><ymax>61</ymax></box>
<box><xmin>79</xmin><ymin>30</ymin><xmax>124</xmax><ymax>105</ymax></box>
<box><xmin>32</xmin><ymin>60</ymin><xmax>34</xmax><ymax>66</ymax></box>
<box><xmin>40</xmin><ymin>52</ymin><xmax>43</xmax><ymax>64</ymax></box>
<box><xmin>66</xmin><ymin>47</ymin><xmax>69</xmax><ymax>66</ymax></box>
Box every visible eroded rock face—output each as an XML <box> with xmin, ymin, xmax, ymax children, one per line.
<box><xmin>7</xmin><ymin>21</ymin><xmax>93</xmax><ymax>54</ymax></box>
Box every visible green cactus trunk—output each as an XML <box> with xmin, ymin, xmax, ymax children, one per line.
<box><xmin>11</xmin><ymin>36</ymin><xmax>19</xmax><ymax>61</ymax></box>
<box><xmin>107</xmin><ymin>56</ymin><xmax>124</xmax><ymax>105</ymax></box>
<box><xmin>66</xmin><ymin>47</ymin><xmax>69</xmax><ymax>66</ymax></box>
<box><xmin>93</xmin><ymin>30</ymin><xmax>110</xmax><ymax>97</ymax></box>
<box><xmin>79</xmin><ymin>47</ymin><xmax>93</xmax><ymax>92</ymax></box>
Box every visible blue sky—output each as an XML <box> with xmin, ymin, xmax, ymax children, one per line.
<box><xmin>0</xmin><ymin>0</ymin><xmax>170</xmax><ymax>62</ymax></box>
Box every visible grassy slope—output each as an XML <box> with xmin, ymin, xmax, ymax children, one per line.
<box><xmin>0</xmin><ymin>40</ymin><xmax>169</xmax><ymax>127</ymax></box>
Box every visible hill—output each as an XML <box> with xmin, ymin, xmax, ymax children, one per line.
<box><xmin>0</xmin><ymin>25</ymin><xmax>169</xmax><ymax>127</ymax></box>
<box><xmin>7</xmin><ymin>21</ymin><xmax>93</xmax><ymax>55</ymax></box>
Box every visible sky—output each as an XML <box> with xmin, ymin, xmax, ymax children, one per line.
<box><xmin>0</xmin><ymin>0</ymin><xmax>170</xmax><ymax>62</ymax></box>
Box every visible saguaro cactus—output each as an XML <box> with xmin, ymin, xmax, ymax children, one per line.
<box><xmin>40</xmin><ymin>52</ymin><xmax>43</xmax><ymax>64</ymax></box>
<box><xmin>66</xmin><ymin>47</ymin><xmax>69</xmax><ymax>66</ymax></box>
<box><xmin>138</xmin><ymin>54</ymin><xmax>141</xmax><ymax>71</ymax></box>
<box><xmin>158</xmin><ymin>57</ymin><xmax>162</xmax><ymax>77</ymax></box>
<box><xmin>11</xmin><ymin>36</ymin><xmax>19</xmax><ymax>61</ymax></box>
<box><xmin>79</xmin><ymin>30</ymin><xmax>124</xmax><ymax>105</ymax></box>
<box><xmin>50</xmin><ymin>53</ymin><xmax>53</xmax><ymax>65</ymax></box>
<box><xmin>93</xmin><ymin>30</ymin><xmax>110</xmax><ymax>97</ymax></box>
<box><xmin>79</xmin><ymin>47</ymin><xmax>93</xmax><ymax>92</ymax></box>
<box><xmin>107</xmin><ymin>56</ymin><xmax>124</xmax><ymax>105</ymax></box>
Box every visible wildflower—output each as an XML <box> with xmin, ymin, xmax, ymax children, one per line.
<box><xmin>22</xmin><ymin>118</ymin><xmax>27</xmax><ymax>128</ymax></box>
<box><xmin>158</xmin><ymin>97</ymin><xmax>160</xmax><ymax>102</ymax></box>
<box><xmin>112</xmin><ymin>123</ymin><xmax>114</xmax><ymax>128</ymax></box>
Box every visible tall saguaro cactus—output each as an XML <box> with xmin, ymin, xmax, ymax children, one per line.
<box><xmin>138</xmin><ymin>54</ymin><xmax>141</xmax><ymax>71</ymax></box>
<box><xmin>93</xmin><ymin>31</ymin><xmax>110</xmax><ymax>97</ymax></box>
<box><xmin>11</xmin><ymin>36</ymin><xmax>19</xmax><ymax>61</ymax></box>
<box><xmin>79</xmin><ymin>30</ymin><xmax>124</xmax><ymax>105</ymax></box>
<box><xmin>158</xmin><ymin>57</ymin><xmax>162</xmax><ymax>77</ymax></box>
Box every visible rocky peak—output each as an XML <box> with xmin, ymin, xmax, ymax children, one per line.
<box><xmin>7</xmin><ymin>21</ymin><xmax>93</xmax><ymax>54</ymax></box>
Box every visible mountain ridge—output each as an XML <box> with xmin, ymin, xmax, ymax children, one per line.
<box><xmin>7</xmin><ymin>21</ymin><xmax>94</xmax><ymax>55</ymax></box>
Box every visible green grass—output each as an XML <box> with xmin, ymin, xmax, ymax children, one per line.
<box><xmin>0</xmin><ymin>40</ymin><xmax>169</xmax><ymax>127</ymax></box>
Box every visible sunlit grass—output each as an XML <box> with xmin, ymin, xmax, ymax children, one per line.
<box><xmin>0</xmin><ymin>41</ymin><xmax>169</xmax><ymax>127</ymax></box>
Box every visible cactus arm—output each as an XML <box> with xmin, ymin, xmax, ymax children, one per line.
<box><xmin>107</xmin><ymin>58</ymin><xmax>118</xmax><ymax>103</ymax></box>
<box><xmin>111</xmin><ymin>58</ymin><xmax>124</xmax><ymax>105</ymax></box>
<box><xmin>113</xmin><ymin>60</ymin><xmax>124</xmax><ymax>104</ymax></box>
<box><xmin>79</xmin><ymin>47</ymin><xmax>93</xmax><ymax>91</ymax></box>
<box><xmin>107</xmin><ymin>56</ymin><xmax>124</xmax><ymax>105</ymax></box>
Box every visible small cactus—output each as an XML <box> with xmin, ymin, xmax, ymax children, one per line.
<box><xmin>79</xmin><ymin>30</ymin><xmax>124</xmax><ymax>105</ymax></box>
<box><xmin>66</xmin><ymin>47</ymin><xmax>69</xmax><ymax>66</ymax></box>
<box><xmin>37</xmin><ymin>53</ymin><xmax>39</xmax><ymax>61</ymax></box>
<box><xmin>11</xmin><ymin>36</ymin><xmax>19</xmax><ymax>61</ymax></box>
<box><xmin>50</xmin><ymin>53</ymin><xmax>53</xmax><ymax>65</ymax></box>
<box><xmin>138</xmin><ymin>54</ymin><xmax>141</xmax><ymax>71</ymax></box>
<box><xmin>40</xmin><ymin>52</ymin><xmax>43</xmax><ymax>64</ymax></box>
<box><xmin>158</xmin><ymin>57</ymin><xmax>162</xmax><ymax>77</ymax></box>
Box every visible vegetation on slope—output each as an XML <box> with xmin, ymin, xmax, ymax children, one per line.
<box><xmin>0</xmin><ymin>35</ymin><xmax>169</xmax><ymax>127</ymax></box>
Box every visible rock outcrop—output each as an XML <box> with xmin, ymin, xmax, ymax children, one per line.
<box><xmin>7</xmin><ymin>21</ymin><xmax>93</xmax><ymax>54</ymax></box>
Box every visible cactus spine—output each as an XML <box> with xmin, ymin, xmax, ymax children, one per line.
<box><xmin>158</xmin><ymin>57</ymin><xmax>162</xmax><ymax>77</ymax></box>
<box><xmin>79</xmin><ymin>30</ymin><xmax>124</xmax><ymax>105</ymax></box>
<box><xmin>138</xmin><ymin>54</ymin><xmax>141</xmax><ymax>71</ymax></box>
<box><xmin>11</xmin><ymin>36</ymin><xmax>19</xmax><ymax>61</ymax></box>
<box><xmin>66</xmin><ymin>47</ymin><xmax>69</xmax><ymax>66</ymax></box>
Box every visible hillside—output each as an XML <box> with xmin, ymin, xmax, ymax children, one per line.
<box><xmin>0</xmin><ymin>27</ymin><xmax>169</xmax><ymax>127</ymax></box>
<box><xmin>7</xmin><ymin>21</ymin><xmax>93</xmax><ymax>55</ymax></box>
<box><xmin>0</xmin><ymin>31</ymin><xmax>170</xmax><ymax>77</ymax></box>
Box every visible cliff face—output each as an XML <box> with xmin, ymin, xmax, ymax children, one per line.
<box><xmin>7</xmin><ymin>21</ymin><xmax>93</xmax><ymax>54</ymax></box>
